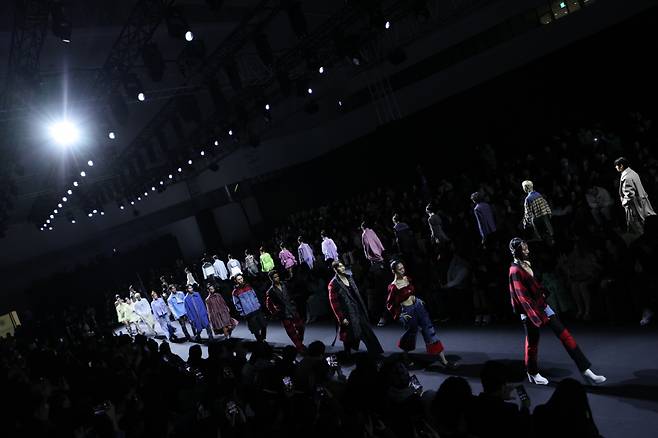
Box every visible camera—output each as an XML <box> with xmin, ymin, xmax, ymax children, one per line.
<box><xmin>516</xmin><ymin>385</ymin><xmax>529</xmax><ymax>403</ymax></box>
<box><xmin>226</xmin><ymin>401</ymin><xmax>239</xmax><ymax>415</ymax></box>
<box><xmin>409</xmin><ymin>375</ymin><xmax>423</xmax><ymax>394</ymax></box>
<box><xmin>325</xmin><ymin>354</ymin><xmax>338</xmax><ymax>368</ymax></box>
<box><xmin>93</xmin><ymin>401</ymin><xmax>110</xmax><ymax>416</ymax></box>
<box><xmin>282</xmin><ymin>376</ymin><xmax>293</xmax><ymax>392</ymax></box>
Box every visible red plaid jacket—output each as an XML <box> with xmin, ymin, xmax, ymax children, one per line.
<box><xmin>508</xmin><ymin>263</ymin><xmax>550</xmax><ymax>328</ymax></box>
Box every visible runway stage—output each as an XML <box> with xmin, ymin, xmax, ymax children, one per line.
<box><xmin>117</xmin><ymin>320</ymin><xmax>658</xmax><ymax>437</ymax></box>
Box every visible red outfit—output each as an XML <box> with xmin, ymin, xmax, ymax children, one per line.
<box><xmin>508</xmin><ymin>263</ymin><xmax>549</xmax><ymax>328</ymax></box>
<box><xmin>385</xmin><ymin>280</ymin><xmax>415</xmax><ymax>321</ymax></box>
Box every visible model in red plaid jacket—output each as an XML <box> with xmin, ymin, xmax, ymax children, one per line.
<box><xmin>508</xmin><ymin>238</ymin><xmax>606</xmax><ymax>386</ymax></box>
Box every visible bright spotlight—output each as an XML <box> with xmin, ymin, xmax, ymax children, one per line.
<box><xmin>71</xmin><ymin>219</ymin><xmax>76</xmax><ymax>224</ymax></box>
<box><xmin>185</xmin><ymin>31</ymin><xmax>194</xmax><ymax>42</ymax></box>
<box><xmin>53</xmin><ymin>209</ymin><xmax>58</xmax><ymax>214</ymax></box>
<box><xmin>130</xmin><ymin>201</ymin><xmax>135</xmax><ymax>205</ymax></box>
<box><xmin>73</xmin><ymin>181</ymin><xmax>78</xmax><ymax>187</ymax></box>
<box><xmin>200</xmin><ymin>151</ymin><xmax>205</xmax><ymax>156</ymax></box>
<box><xmin>108</xmin><ymin>131</ymin><xmax>116</xmax><ymax>140</ymax></box>
<box><xmin>137</xmin><ymin>196</ymin><xmax>141</xmax><ymax>201</ymax></box>
<box><xmin>100</xmin><ymin>211</ymin><xmax>105</xmax><ymax>216</ymax></box>
<box><xmin>67</xmin><ymin>189</ymin><xmax>73</xmax><ymax>195</ymax></box>
<box><xmin>160</xmin><ymin>180</ymin><xmax>164</xmax><ymax>185</ymax></box>
<box><xmin>80</xmin><ymin>171</ymin><xmax>86</xmax><ymax>177</ymax></box>
<box><xmin>177</xmin><ymin>167</ymin><xmax>182</xmax><ymax>172</ymax></box>
<box><xmin>48</xmin><ymin>227</ymin><xmax>53</xmax><ymax>230</ymax></box>
<box><xmin>87</xmin><ymin>160</ymin><xmax>94</xmax><ymax>167</ymax></box>
<box><xmin>151</xmin><ymin>186</ymin><xmax>156</xmax><ymax>191</ymax></box>
<box><xmin>319</xmin><ymin>66</ymin><xmax>324</xmax><ymax>74</ymax></box>
<box><xmin>188</xmin><ymin>159</ymin><xmax>192</xmax><ymax>165</ymax></box>
<box><xmin>58</xmin><ymin>203</ymin><xmax>62</xmax><ymax>208</ymax></box>
<box><xmin>137</xmin><ymin>92</ymin><xmax>145</xmax><ymax>101</ymax></box>
<box><xmin>144</xmin><ymin>192</ymin><xmax>148</xmax><ymax>196</ymax></box>
<box><xmin>307</xmin><ymin>88</ymin><xmax>313</xmax><ymax>94</ymax></box>
<box><xmin>119</xmin><ymin>205</ymin><xmax>125</xmax><ymax>210</ymax></box>
<box><xmin>168</xmin><ymin>174</ymin><xmax>173</xmax><ymax>179</ymax></box>
<box><xmin>214</xmin><ymin>140</ymin><xmax>219</xmax><ymax>146</ymax></box>
<box><xmin>228</xmin><ymin>130</ymin><xmax>233</xmax><ymax>136</ymax></box>
<box><xmin>46</xmin><ymin>219</ymin><xmax>51</xmax><ymax>224</ymax></box>
<box><xmin>50</xmin><ymin>214</ymin><xmax>54</xmax><ymax>219</ymax></box>
<box><xmin>265</xmin><ymin>104</ymin><xmax>270</xmax><ymax>111</ymax></box>
<box><xmin>62</xmin><ymin>196</ymin><xmax>68</xmax><ymax>202</ymax></box>
<box><xmin>40</xmin><ymin>227</ymin><xmax>44</xmax><ymax>231</ymax></box>
<box><xmin>49</xmin><ymin>120</ymin><xmax>80</xmax><ymax>146</ymax></box>
<box><xmin>88</xmin><ymin>213</ymin><xmax>92</xmax><ymax>217</ymax></box>
<box><xmin>385</xmin><ymin>21</ymin><xmax>391</xmax><ymax>29</ymax></box>
<box><xmin>92</xmin><ymin>209</ymin><xmax>97</xmax><ymax>214</ymax></box>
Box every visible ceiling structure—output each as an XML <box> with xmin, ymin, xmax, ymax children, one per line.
<box><xmin>0</xmin><ymin>0</ymin><xmax>649</xmax><ymax>245</ymax></box>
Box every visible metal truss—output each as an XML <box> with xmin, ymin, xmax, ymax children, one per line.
<box><xmin>88</xmin><ymin>0</ymin><xmax>167</xmax><ymax>102</ymax></box>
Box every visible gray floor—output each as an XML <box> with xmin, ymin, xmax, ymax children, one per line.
<box><xmin>118</xmin><ymin>320</ymin><xmax>658</xmax><ymax>437</ymax></box>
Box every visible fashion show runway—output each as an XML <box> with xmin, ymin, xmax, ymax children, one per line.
<box><xmin>117</xmin><ymin>321</ymin><xmax>658</xmax><ymax>437</ymax></box>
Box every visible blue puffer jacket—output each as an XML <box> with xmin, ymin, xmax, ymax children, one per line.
<box><xmin>232</xmin><ymin>285</ymin><xmax>261</xmax><ymax>316</ymax></box>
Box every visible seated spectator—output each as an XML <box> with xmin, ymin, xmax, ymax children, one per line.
<box><xmin>533</xmin><ymin>378</ymin><xmax>602</xmax><ymax>438</ymax></box>
<box><xmin>466</xmin><ymin>360</ymin><xmax>531</xmax><ymax>438</ymax></box>
<box><xmin>430</xmin><ymin>376</ymin><xmax>474</xmax><ymax>438</ymax></box>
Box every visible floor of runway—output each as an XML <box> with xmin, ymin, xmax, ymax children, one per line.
<box><xmin>116</xmin><ymin>319</ymin><xmax>658</xmax><ymax>437</ymax></box>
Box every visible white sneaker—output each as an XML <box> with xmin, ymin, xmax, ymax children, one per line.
<box><xmin>640</xmin><ymin>309</ymin><xmax>654</xmax><ymax>326</ymax></box>
<box><xmin>527</xmin><ymin>372</ymin><xmax>549</xmax><ymax>385</ymax></box>
<box><xmin>582</xmin><ymin>369</ymin><xmax>606</xmax><ymax>385</ymax></box>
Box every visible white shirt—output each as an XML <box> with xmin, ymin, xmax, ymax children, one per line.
<box><xmin>227</xmin><ymin>258</ymin><xmax>242</xmax><ymax>277</ymax></box>
<box><xmin>321</xmin><ymin>237</ymin><xmax>339</xmax><ymax>261</ymax></box>
<box><xmin>213</xmin><ymin>259</ymin><xmax>228</xmax><ymax>280</ymax></box>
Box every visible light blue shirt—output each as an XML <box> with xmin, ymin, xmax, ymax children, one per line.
<box><xmin>167</xmin><ymin>291</ymin><xmax>187</xmax><ymax>319</ymax></box>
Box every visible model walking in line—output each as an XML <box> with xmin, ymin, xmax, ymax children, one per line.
<box><xmin>386</xmin><ymin>260</ymin><xmax>456</xmax><ymax>369</ymax></box>
<box><xmin>508</xmin><ymin>237</ymin><xmax>606</xmax><ymax>385</ymax></box>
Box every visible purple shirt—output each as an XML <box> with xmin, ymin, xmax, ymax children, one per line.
<box><xmin>279</xmin><ymin>248</ymin><xmax>297</xmax><ymax>269</ymax></box>
<box><xmin>473</xmin><ymin>202</ymin><xmax>496</xmax><ymax>239</ymax></box>
<box><xmin>361</xmin><ymin>228</ymin><xmax>385</xmax><ymax>262</ymax></box>
<box><xmin>298</xmin><ymin>242</ymin><xmax>315</xmax><ymax>269</ymax></box>
<box><xmin>321</xmin><ymin>237</ymin><xmax>339</xmax><ymax>261</ymax></box>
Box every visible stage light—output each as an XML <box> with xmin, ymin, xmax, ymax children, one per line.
<box><xmin>130</xmin><ymin>201</ymin><xmax>135</xmax><ymax>205</ymax></box>
<box><xmin>46</xmin><ymin>219</ymin><xmax>51</xmax><ymax>224</ymax></box>
<box><xmin>50</xmin><ymin>214</ymin><xmax>54</xmax><ymax>219</ymax></box>
<box><xmin>137</xmin><ymin>92</ymin><xmax>145</xmax><ymax>101</ymax></box>
<box><xmin>385</xmin><ymin>21</ymin><xmax>390</xmax><ymax>29</ymax></box>
<box><xmin>228</xmin><ymin>129</ymin><xmax>233</xmax><ymax>136</ymax></box>
<box><xmin>168</xmin><ymin>174</ymin><xmax>173</xmax><ymax>179</ymax></box>
<box><xmin>92</xmin><ymin>209</ymin><xmax>97</xmax><ymax>214</ymax></box>
<box><xmin>40</xmin><ymin>227</ymin><xmax>43</xmax><ymax>231</ymax></box>
<box><xmin>87</xmin><ymin>160</ymin><xmax>94</xmax><ymax>167</ymax></box>
<box><xmin>49</xmin><ymin>227</ymin><xmax>53</xmax><ymax>230</ymax></box>
<box><xmin>100</xmin><ymin>211</ymin><xmax>105</xmax><ymax>216</ymax></box>
<box><xmin>49</xmin><ymin>120</ymin><xmax>80</xmax><ymax>146</ymax></box>
<box><xmin>188</xmin><ymin>159</ymin><xmax>192</xmax><ymax>165</ymax></box>
<box><xmin>58</xmin><ymin>203</ymin><xmax>62</xmax><ymax>208</ymax></box>
<box><xmin>214</xmin><ymin>140</ymin><xmax>219</xmax><ymax>146</ymax></box>
<box><xmin>185</xmin><ymin>31</ymin><xmax>194</xmax><ymax>42</ymax></box>
<box><xmin>338</xmin><ymin>100</ymin><xmax>342</xmax><ymax>106</ymax></box>
<box><xmin>265</xmin><ymin>104</ymin><xmax>270</xmax><ymax>110</ymax></box>
<box><xmin>73</xmin><ymin>181</ymin><xmax>78</xmax><ymax>187</ymax></box>
<box><xmin>88</xmin><ymin>213</ymin><xmax>92</xmax><ymax>217</ymax></box>
<box><xmin>137</xmin><ymin>196</ymin><xmax>142</xmax><ymax>201</ymax></box>
<box><xmin>151</xmin><ymin>186</ymin><xmax>156</xmax><ymax>191</ymax></box>
<box><xmin>119</xmin><ymin>204</ymin><xmax>125</xmax><ymax>210</ymax></box>
<box><xmin>53</xmin><ymin>209</ymin><xmax>58</xmax><ymax>214</ymax></box>
<box><xmin>67</xmin><ymin>189</ymin><xmax>72</xmax><ymax>195</ymax></box>
<box><xmin>200</xmin><ymin>151</ymin><xmax>205</xmax><ymax>156</ymax></box>
<box><xmin>71</xmin><ymin>219</ymin><xmax>76</xmax><ymax>224</ymax></box>
<box><xmin>177</xmin><ymin>167</ymin><xmax>182</xmax><ymax>172</ymax></box>
<box><xmin>307</xmin><ymin>88</ymin><xmax>313</xmax><ymax>94</ymax></box>
<box><xmin>319</xmin><ymin>66</ymin><xmax>324</xmax><ymax>74</ymax></box>
<box><xmin>108</xmin><ymin>131</ymin><xmax>116</xmax><ymax>139</ymax></box>
<box><xmin>144</xmin><ymin>192</ymin><xmax>148</xmax><ymax>196</ymax></box>
<box><xmin>63</xmin><ymin>196</ymin><xmax>68</xmax><ymax>201</ymax></box>
<box><xmin>80</xmin><ymin>171</ymin><xmax>86</xmax><ymax>177</ymax></box>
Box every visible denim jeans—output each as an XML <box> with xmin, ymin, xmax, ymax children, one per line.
<box><xmin>398</xmin><ymin>298</ymin><xmax>441</xmax><ymax>351</ymax></box>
